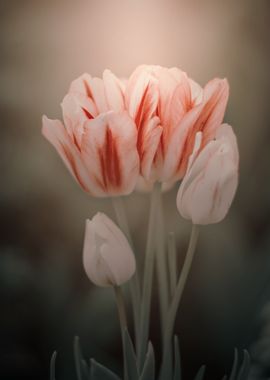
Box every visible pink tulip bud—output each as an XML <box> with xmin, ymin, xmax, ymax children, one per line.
<box><xmin>176</xmin><ymin>124</ymin><xmax>239</xmax><ymax>225</ymax></box>
<box><xmin>83</xmin><ymin>213</ymin><xmax>136</xmax><ymax>287</ymax></box>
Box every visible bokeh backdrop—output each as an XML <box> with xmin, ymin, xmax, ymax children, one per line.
<box><xmin>1</xmin><ymin>0</ymin><xmax>270</xmax><ymax>379</ymax></box>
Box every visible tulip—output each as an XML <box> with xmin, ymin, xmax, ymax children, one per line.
<box><xmin>176</xmin><ymin>124</ymin><xmax>239</xmax><ymax>225</ymax></box>
<box><xmin>42</xmin><ymin>70</ymin><xmax>139</xmax><ymax>197</ymax></box>
<box><xmin>83</xmin><ymin>213</ymin><xmax>136</xmax><ymax>287</ymax></box>
<box><xmin>125</xmin><ymin>65</ymin><xmax>229</xmax><ymax>184</ymax></box>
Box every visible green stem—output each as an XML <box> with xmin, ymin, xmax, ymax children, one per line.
<box><xmin>168</xmin><ymin>232</ymin><xmax>177</xmax><ymax>298</ymax></box>
<box><xmin>159</xmin><ymin>224</ymin><xmax>199</xmax><ymax>380</ymax></box>
<box><xmin>112</xmin><ymin>197</ymin><xmax>141</xmax><ymax>355</ymax></box>
<box><xmin>156</xmin><ymin>191</ymin><xmax>169</xmax><ymax>338</ymax></box>
<box><xmin>112</xmin><ymin>197</ymin><xmax>133</xmax><ymax>245</ymax></box>
<box><xmin>114</xmin><ymin>286</ymin><xmax>128</xmax><ymax>380</ymax></box>
<box><xmin>138</xmin><ymin>182</ymin><xmax>161</xmax><ymax>370</ymax></box>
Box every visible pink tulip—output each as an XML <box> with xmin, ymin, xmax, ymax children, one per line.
<box><xmin>176</xmin><ymin>124</ymin><xmax>239</xmax><ymax>225</ymax></box>
<box><xmin>42</xmin><ymin>70</ymin><xmax>139</xmax><ymax>197</ymax></box>
<box><xmin>125</xmin><ymin>65</ymin><xmax>229</xmax><ymax>184</ymax></box>
<box><xmin>83</xmin><ymin>213</ymin><xmax>136</xmax><ymax>287</ymax></box>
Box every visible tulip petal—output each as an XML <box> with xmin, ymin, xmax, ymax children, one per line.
<box><xmin>172</xmin><ymin>78</ymin><xmax>229</xmax><ymax>178</ymax></box>
<box><xmin>42</xmin><ymin>115</ymin><xmax>95</xmax><ymax>193</ymax></box>
<box><xmin>138</xmin><ymin>116</ymin><xmax>162</xmax><ymax>180</ymax></box>
<box><xmin>83</xmin><ymin>214</ymin><xmax>135</xmax><ymax>287</ymax></box>
<box><xmin>103</xmin><ymin>69</ymin><xmax>125</xmax><ymax>112</ymax></box>
<box><xmin>69</xmin><ymin>73</ymin><xmax>93</xmax><ymax>96</ymax></box>
<box><xmin>61</xmin><ymin>93</ymin><xmax>98</xmax><ymax>146</ymax></box>
<box><xmin>216</xmin><ymin>123</ymin><xmax>239</xmax><ymax>165</ymax></box>
<box><xmin>125</xmin><ymin>67</ymin><xmax>158</xmax><ymax>122</ymax></box>
<box><xmin>83</xmin><ymin>219</ymin><xmax>117</xmax><ymax>287</ymax></box>
<box><xmin>157</xmin><ymin>68</ymin><xmax>190</xmax><ymax>128</ymax></box>
<box><xmin>81</xmin><ymin>112</ymin><xmax>139</xmax><ymax>196</ymax></box>
<box><xmin>88</xmin><ymin>77</ymin><xmax>109</xmax><ymax>113</ymax></box>
<box><xmin>177</xmin><ymin>124</ymin><xmax>239</xmax><ymax>225</ymax></box>
<box><xmin>94</xmin><ymin>213</ymin><xmax>135</xmax><ymax>285</ymax></box>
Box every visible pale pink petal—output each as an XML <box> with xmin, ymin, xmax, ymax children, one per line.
<box><xmin>189</xmin><ymin>78</ymin><xmax>203</xmax><ymax>104</ymax></box>
<box><xmin>125</xmin><ymin>66</ymin><xmax>158</xmax><ymax>121</ymax></box>
<box><xmin>177</xmin><ymin>124</ymin><xmax>239</xmax><ymax>225</ymax></box>
<box><xmin>160</xmin><ymin>104</ymin><xmax>202</xmax><ymax>181</ymax></box>
<box><xmin>83</xmin><ymin>219</ymin><xmax>116</xmax><ymax>287</ymax></box>
<box><xmin>161</xmin><ymin>72</ymin><xmax>192</xmax><ymax>144</ymax></box>
<box><xmin>137</xmin><ymin>116</ymin><xmax>162</xmax><ymax>180</ymax></box>
<box><xmin>157</xmin><ymin>67</ymin><xmax>183</xmax><ymax>126</ymax></box>
<box><xmin>103</xmin><ymin>69</ymin><xmax>125</xmax><ymax>112</ymax></box>
<box><xmin>81</xmin><ymin>112</ymin><xmax>139</xmax><ymax>196</ymax></box>
<box><xmin>200</xmin><ymin>78</ymin><xmax>229</xmax><ymax>145</ymax></box>
<box><xmin>181</xmin><ymin>150</ymin><xmax>238</xmax><ymax>224</ymax></box>
<box><xmin>168</xmin><ymin>67</ymin><xmax>186</xmax><ymax>82</ymax></box>
<box><xmin>61</xmin><ymin>93</ymin><xmax>98</xmax><ymax>146</ymax></box>
<box><xmin>42</xmin><ymin>115</ymin><xmax>99</xmax><ymax>194</ymax></box>
<box><xmin>83</xmin><ymin>213</ymin><xmax>135</xmax><ymax>287</ymax></box>
<box><xmin>87</xmin><ymin>77</ymin><xmax>109</xmax><ymax>113</ymax></box>
<box><xmin>69</xmin><ymin>73</ymin><xmax>93</xmax><ymax>96</ymax></box>
<box><xmin>216</xmin><ymin>123</ymin><xmax>239</xmax><ymax>166</ymax></box>
<box><xmin>173</xmin><ymin>78</ymin><xmax>229</xmax><ymax>178</ymax></box>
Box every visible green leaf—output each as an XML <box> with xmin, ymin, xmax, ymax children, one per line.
<box><xmin>91</xmin><ymin>359</ymin><xmax>121</xmax><ymax>380</ymax></box>
<box><xmin>50</xmin><ymin>351</ymin><xmax>57</xmax><ymax>380</ymax></box>
<box><xmin>140</xmin><ymin>342</ymin><xmax>155</xmax><ymax>380</ymax></box>
<box><xmin>173</xmin><ymin>336</ymin><xmax>181</xmax><ymax>380</ymax></box>
<box><xmin>124</xmin><ymin>328</ymin><xmax>139</xmax><ymax>380</ymax></box>
<box><xmin>236</xmin><ymin>351</ymin><xmax>250</xmax><ymax>380</ymax></box>
<box><xmin>74</xmin><ymin>336</ymin><xmax>89</xmax><ymax>380</ymax></box>
<box><xmin>194</xmin><ymin>365</ymin><xmax>206</xmax><ymax>380</ymax></box>
<box><xmin>228</xmin><ymin>349</ymin><xmax>238</xmax><ymax>380</ymax></box>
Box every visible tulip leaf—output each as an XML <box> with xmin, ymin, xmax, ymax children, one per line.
<box><xmin>236</xmin><ymin>350</ymin><xmax>250</xmax><ymax>380</ymax></box>
<box><xmin>228</xmin><ymin>349</ymin><xmax>238</xmax><ymax>380</ymax></box>
<box><xmin>173</xmin><ymin>336</ymin><xmax>181</xmax><ymax>380</ymax></box>
<box><xmin>90</xmin><ymin>359</ymin><xmax>121</xmax><ymax>380</ymax></box>
<box><xmin>74</xmin><ymin>336</ymin><xmax>90</xmax><ymax>380</ymax></box>
<box><xmin>50</xmin><ymin>351</ymin><xmax>57</xmax><ymax>380</ymax></box>
<box><xmin>140</xmin><ymin>342</ymin><xmax>155</xmax><ymax>380</ymax></box>
<box><xmin>124</xmin><ymin>328</ymin><xmax>139</xmax><ymax>380</ymax></box>
<box><xmin>194</xmin><ymin>365</ymin><xmax>206</xmax><ymax>380</ymax></box>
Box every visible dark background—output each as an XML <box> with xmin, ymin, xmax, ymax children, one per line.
<box><xmin>1</xmin><ymin>0</ymin><xmax>270</xmax><ymax>379</ymax></box>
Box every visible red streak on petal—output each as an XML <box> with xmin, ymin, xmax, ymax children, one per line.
<box><xmin>82</xmin><ymin>107</ymin><xmax>94</xmax><ymax>119</ymax></box>
<box><xmin>73</xmin><ymin>134</ymin><xmax>81</xmax><ymax>151</ymax></box>
<box><xmin>83</xmin><ymin>79</ymin><xmax>92</xmax><ymax>99</ymax></box>
<box><xmin>136</xmin><ymin>84</ymin><xmax>157</xmax><ymax>161</ymax></box>
<box><xmin>177</xmin><ymin>91</ymin><xmax>222</xmax><ymax>176</ymax></box>
<box><xmin>98</xmin><ymin>127</ymin><xmax>122</xmax><ymax>190</ymax></box>
<box><xmin>135</xmin><ymin>84</ymin><xmax>150</xmax><ymax>128</ymax></box>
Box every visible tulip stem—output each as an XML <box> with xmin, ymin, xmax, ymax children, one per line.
<box><xmin>112</xmin><ymin>197</ymin><xmax>141</xmax><ymax>354</ymax></box>
<box><xmin>112</xmin><ymin>197</ymin><xmax>133</xmax><ymax>245</ymax></box>
<box><xmin>159</xmin><ymin>224</ymin><xmax>199</xmax><ymax>380</ymax></box>
<box><xmin>156</xmin><ymin>191</ymin><xmax>169</xmax><ymax>339</ymax></box>
<box><xmin>113</xmin><ymin>286</ymin><xmax>128</xmax><ymax>380</ymax></box>
<box><xmin>138</xmin><ymin>182</ymin><xmax>161</xmax><ymax>370</ymax></box>
<box><xmin>168</xmin><ymin>232</ymin><xmax>177</xmax><ymax>298</ymax></box>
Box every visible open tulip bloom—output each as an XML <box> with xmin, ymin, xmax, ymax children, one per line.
<box><xmin>44</xmin><ymin>65</ymin><xmax>246</xmax><ymax>380</ymax></box>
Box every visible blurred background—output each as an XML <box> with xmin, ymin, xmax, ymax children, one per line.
<box><xmin>1</xmin><ymin>0</ymin><xmax>270</xmax><ymax>379</ymax></box>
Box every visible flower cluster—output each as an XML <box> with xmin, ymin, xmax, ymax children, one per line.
<box><xmin>42</xmin><ymin>64</ymin><xmax>239</xmax><ymax>285</ymax></box>
<box><xmin>42</xmin><ymin>65</ymin><xmax>235</xmax><ymax>193</ymax></box>
<box><xmin>44</xmin><ymin>65</ymin><xmax>241</xmax><ymax>380</ymax></box>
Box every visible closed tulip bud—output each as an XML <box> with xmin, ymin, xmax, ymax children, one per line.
<box><xmin>176</xmin><ymin>124</ymin><xmax>239</xmax><ymax>225</ymax></box>
<box><xmin>83</xmin><ymin>213</ymin><xmax>136</xmax><ymax>287</ymax></box>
